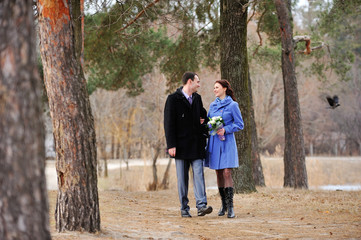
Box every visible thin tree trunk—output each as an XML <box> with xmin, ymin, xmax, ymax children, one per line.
<box><xmin>220</xmin><ymin>0</ymin><xmax>256</xmax><ymax>193</ymax></box>
<box><xmin>99</xmin><ymin>139</ymin><xmax>108</xmax><ymax>177</ymax></box>
<box><xmin>95</xmin><ymin>125</ymin><xmax>103</xmax><ymax>177</ymax></box>
<box><xmin>123</xmin><ymin>146</ymin><xmax>129</xmax><ymax>170</ymax></box>
<box><xmin>283</xmin><ymin>80</ymin><xmax>294</xmax><ymax>185</ymax></box>
<box><xmin>249</xmin><ymin>73</ymin><xmax>265</xmax><ymax>186</ymax></box>
<box><xmin>148</xmin><ymin>143</ymin><xmax>161</xmax><ymax>191</ymax></box>
<box><xmin>0</xmin><ymin>1</ymin><xmax>51</xmax><ymax>239</ymax></box>
<box><xmin>103</xmin><ymin>137</ymin><xmax>108</xmax><ymax>177</ymax></box>
<box><xmin>97</xmin><ymin>143</ymin><xmax>103</xmax><ymax>177</ymax></box>
<box><xmin>38</xmin><ymin>0</ymin><xmax>101</xmax><ymax>232</ymax></box>
<box><xmin>111</xmin><ymin>135</ymin><xmax>115</xmax><ymax>159</ymax></box>
<box><xmin>160</xmin><ymin>158</ymin><xmax>173</xmax><ymax>189</ymax></box>
<box><xmin>116</xmin><ymin>142</ymin><xmax>120</xmax><ymax>159</ymax></box>
<box><xmin>126</xmin><ymin>108</ymin><xmax>136</xmax><ymax>161</ymax></box>
<box><xmin>104</xmin><ymin>157</ymin><xmax>108</xmax><ymax>177</ymax></box>
<box><xmin>274</xmin><ymin>0</ymin><xmax>308</xmax><ymax>189</ymax></box>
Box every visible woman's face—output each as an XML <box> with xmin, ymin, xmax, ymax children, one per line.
<box><xmin>213</xmin><ymin>82</ymin><xmax>227</xmax><ymax>99</ymax></box>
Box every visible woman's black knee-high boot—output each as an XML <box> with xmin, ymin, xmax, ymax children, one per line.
<box><xmin>218</xmin><ymin>187</ymin><xmax>227</xmax><ymax>216</ymax></box>
<box><xmin>225</xmin><ymin>187</ymin><xmax>235</xmax><ymax>218</ymax></box>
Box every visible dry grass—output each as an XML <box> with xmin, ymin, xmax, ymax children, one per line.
<box><xmin>97</xmin><ymin>163</ymin><xmax>179</xmax><ymax>192</ymax></box>
<box><xmin>262</xmin><ymin>156</ymin><xmax>361</xmax><ymax>188</ymax></box>
<box><xmin>96</xmin><ymin>156</ymin><xmax>361</xmax><ymax>191</ymax></box>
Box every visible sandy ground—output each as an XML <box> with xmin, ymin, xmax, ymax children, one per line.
<box><xmin>49</xmin><ymin>188</ymin><xmax>361</xmax><ymax>239</ymax></box>
<box><xmin>47</xmin><ymin>157</ymin><xmax>361</xmax><ymax>239</ymax></box>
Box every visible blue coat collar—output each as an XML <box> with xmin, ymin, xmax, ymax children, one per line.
<box><xmin>210</xmin><ymin>95</ymin><xmax>233</xmax><ymax>111</ymax></box>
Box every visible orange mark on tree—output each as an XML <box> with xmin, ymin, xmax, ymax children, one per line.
<box><xmin>59</xmin><ymin>171</ymin><xmax>64</xmax><ymax>187</ymax></box>
<box><xmin>39</xmin><ymin>0</ymin><xmax>70</xmax><ymax>30</ymax></box>
<box><xmin>304</xmin><ymin>40</ymin><xmax>311</xmax><ymax>54</ymax></box>
<box><xmin>68</xmin><ymin>103</ymin><xmax>75</xmax><ymax>115</ymax></box>
<box><xmin>68</xmin><ymin>102</ymin><xmax>79</xmax><ymax>118</ymax></box>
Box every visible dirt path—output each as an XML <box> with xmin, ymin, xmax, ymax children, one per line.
<box><xmin>49</xmin><ymin>187</ymin><xmax>361</xmax><ymax>239</ymax></box>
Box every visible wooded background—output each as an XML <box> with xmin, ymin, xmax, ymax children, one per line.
<box><xmin>46</xmin><ymin>0</ymin><xmax>360</xmax><ymax>162</ymax></box>
<box><xmin>1</xmin><ymin>0</ymin><xmax>360</xmax><ymax>237</ymax></box>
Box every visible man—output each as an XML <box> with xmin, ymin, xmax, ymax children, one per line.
<box><xmin>164</xmin><ymin>72</ymin><xmax>213</xmax><ymax>218</ymax></box>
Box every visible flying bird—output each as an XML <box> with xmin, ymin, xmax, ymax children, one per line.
<box><xmin>326</xmin><ymin>95</ymin><xmax>340</xmax><ymax>109</ymax></box>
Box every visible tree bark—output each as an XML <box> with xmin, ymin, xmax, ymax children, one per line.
<box><xmin>116</xmin><ymin>142</ymin><xmax>120</xmax><ymax>159</ymax></box>
<box><xmin>0</xmin><ymin>1</ymin><xmax>51</xmax><ymax>239</ymax></box>
<box><xmin>111</xmin><ymin>135</ymin><xmax>115</xmax><ymax>159</ymax></box>
<box><xmin>149</xmin><ymin>143</ymin><xmax>161</xmax><ymax>191</ymax></box>
<box><xmin>249</xmin><ymin>73</ymin><xmax>265</xmax><ymax>186</ymax></box>
<box><xmin>274</xmin><ymin>0</ymin><xmax>308</xmax><ymax>189</ymax></box>
<box><xmin>220</xmin><ymin>0</ymin><xmax>256</xmax><ymax>193</ymax></box>
<box><xmin>99</xmin><ymin>138</ymin><xmax>108</xmax><ymax>177</ymax></box>
<box><xmin>160</xmin><ymin>158</ymin><xmax>172</xmax><ymax>189</ymax></box>
<box><xmin>38</xmin><ymin>0</ymin><xmax>101</xmax><ymax>232</ymax></box>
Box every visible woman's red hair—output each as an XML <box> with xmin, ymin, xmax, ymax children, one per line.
<box><xmin>215</xmin><ymin>79</ymin><xmax>236</xmax><ymax>101</ymax></box>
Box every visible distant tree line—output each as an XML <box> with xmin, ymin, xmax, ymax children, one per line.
<box><xmin>1</xmin><ymin>0</ymin><xmax>360</xmax><ymax>238</ymax></box>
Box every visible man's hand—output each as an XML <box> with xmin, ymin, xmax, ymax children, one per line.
<box><xmin>200</xmin><ymin>118</ymin><xmax>205</xmax><ymax>124</ymax></box>
<box><xmin>168</xmin><ymin>147</ymin><xmax>176</xmax><ymax>157</ymax></box>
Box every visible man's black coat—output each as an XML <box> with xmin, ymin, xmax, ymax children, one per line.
<box><xmin>164</xmin><ymin>87</ymin><xmax>208</xmax><ymax>160</ymax></box>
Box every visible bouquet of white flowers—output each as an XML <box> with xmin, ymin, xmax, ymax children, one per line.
<box><xmin>207</xmin><ymin>116</ymin><xmax>225</xmax><ymax>141</ymax></box>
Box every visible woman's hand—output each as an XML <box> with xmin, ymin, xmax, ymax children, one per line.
<box><xmin>217</xmin><ymin>128</ymin><xmax>225</xmax><ymax>136</ymax></box>
<box><xmin>200</xmin><ymin>118</ymin><xmax>205</xmax><ymax>124</ymax></box>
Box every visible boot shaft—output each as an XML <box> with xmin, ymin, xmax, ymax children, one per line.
<box><xmin>218</xmin><ymin>187</ymin><xmax>226</xmax><ymax>198</ymax></box>
<box><xmin>225</xmin><ymin>187</ymin><xmax>235</xmax><ymax>218</ymax></box>
<box><xmin>225</xmin><ymin>187</ymin><xmax>234</xmax><ymax>207</ymax></box>
<box><xmin>218</xmin><ymin>187</ymin><xmax>227</xmax><ymax>216</ymax></box>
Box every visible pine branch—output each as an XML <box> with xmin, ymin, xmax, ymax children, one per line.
<box><xmin>115</xmin><ymin>0</ymin><xmax>160</xmax><ymax>33</ymax></box>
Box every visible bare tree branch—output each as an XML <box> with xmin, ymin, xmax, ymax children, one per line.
<box><xmin>247</xmin><ymin>7</ymin><xmax>256</xmax><ymax>24</ymax></box>
<box><xmin>247</xmin><ymin>0</ymin><xmax>262</xmax><ymax>24</ymax></box>
<box><xmin>293</xmin><ymin>35</ymin><xmax>328</xmax><ymax>55</ymax></box>
<box><xmin>238</xmin><ymin>1</ymin><xmax>252</xmax><ymax>13</ymax></box>
<box><xmin>253</xmin><ymin>9</ymin><xmax>266</xmax><ymax>56</ymax></box>
<box><xmin>115</xmin><ymin>0</ymin><xmax>160</xmax><ymax>33</ymax></box>
<box><xmin>196</xmin><ymin>21</ymin><xmax>212</xmax><ymax>35</ymax></box>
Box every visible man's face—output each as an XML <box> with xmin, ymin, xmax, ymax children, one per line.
<box><xmin>189</xmin><ymin>75</ymin><xmax>200</xmax><ymax>93</ymax></box>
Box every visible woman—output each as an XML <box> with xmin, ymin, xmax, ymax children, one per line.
<box><xmin>205</xmin><ymin>79</ymin><xmax>244</xmax><ymax>218</ymax></box>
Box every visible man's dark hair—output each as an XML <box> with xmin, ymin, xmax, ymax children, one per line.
<box><xmin>181</xmin><ymin>72</ymin><xmax>198</xmax><ymax>85</ymax></box>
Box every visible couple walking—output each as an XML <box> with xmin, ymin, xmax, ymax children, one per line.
<box><xmin>164</xmin><ymin>72</ymin><xmax>244</xmax><ymax>218</ymax></box>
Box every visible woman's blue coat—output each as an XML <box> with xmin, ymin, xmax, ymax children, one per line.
<box><xmin>205</xmin><ymin>96</ymin><xmax>244</xmax><ymax>170</ymax></box>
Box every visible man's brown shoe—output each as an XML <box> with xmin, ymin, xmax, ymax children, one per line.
<box><xmin>197</xmin><ymin>206</ymin><xmax>213</xmax><ymax>216</ymax></box>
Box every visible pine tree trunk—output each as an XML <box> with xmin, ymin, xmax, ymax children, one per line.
<box><xmin>249</xmin><ymin>74</ymin><xmax>265</xmax><ymax>186</ymax></box>
<box><xmin>274</xmin><ymin>0</ymin><xmax>308</xmax><ymax>189</ymax></box>
<box><xmin>0</xmin><ymin>1</ymin><xmax>51</xmax><ymax>239</ymax></box>
<box><xmin>220</xmin><ymin>0</ymin><xmax>256</xmax><ymax>193</ymax></box>
<box><xmin>38</xmin><ymin>0</ymin><xmax>101</xmax><ymax>232</ymax></box>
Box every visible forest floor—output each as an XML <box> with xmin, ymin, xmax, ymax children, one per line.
<box><xmin>48</xmin><ymin>157</ymin><xmax>361</xmax><ymax>239</ymax></box>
